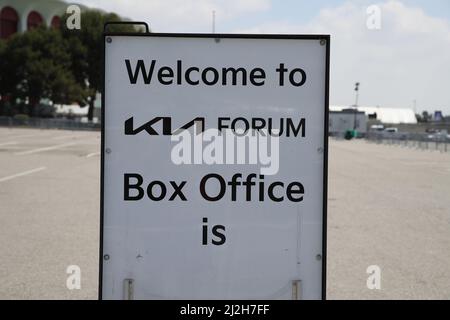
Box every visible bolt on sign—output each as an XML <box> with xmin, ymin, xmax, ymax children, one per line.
<box><xmin>100</xmin><ymin>31</ymin><xmax>329</xmax><ymax>300</ymax></box>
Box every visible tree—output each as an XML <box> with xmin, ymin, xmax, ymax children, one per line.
<box><xmin>0</xmin><ymin>39</ymin><xmax>5</xmax><ymax>92</ymax></box>
<box><xmin>61</xmin><ymin>11</ymin><xmax>137</xmax><ymax>121</ymax></box>
<box><xmin>415</xmin><ymin>113</ymin><xmax>423</xmax><ymax>123</ymax></box>
<box><xmin>1</xmin><ymin>26</ymin><xmax>90</xmax><ymax>116</ymax></box>
<box><xmin>422</xmin><ymin>111</ymin><xmax>430</xmax><ymax>123</ymax></box>
<box><xmin>0</xmin><ymin>39</ymin><xmax>6</xmax><ymax>112</ymax></box>
<box><xmin>0</xmin><ymin>37</ymin><xmax>20</xmax><ymax>105</ymax></box>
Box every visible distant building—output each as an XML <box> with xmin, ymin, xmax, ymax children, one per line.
<box><xmin>54</xmin><ymin>92</ymin><xmax>101</xmax><ymax>123</ymax></box>
<box><xmin>331</xmin><ymin>105</ymin><xmax>417</xmax><ymax>124</ymax></box>
<box><xmin>1</xmin><ymin>0</ymin><xmax>106</xmax><ymax>121</ymax></box>
<box><xmin>0</xmin><ymin>0</ymin><xmax>67</xmax><ymax>39</ymax></box>
<box><xmin>54</xmin><ymin>103</ymin><xmax>87</xmax><ymax>117</ymax></box>
<box><xmin>433</xmin><ymin>111</ymin><xmax>443</xmax><ymax>122</ymax></box>
<box><xmin>0</xmin><ymin>0</ymin><xmax>104</xmax><ymax>39</ymax></box>
<box><xmin>329</xmin><ymin>109</ymin><xmax>367</xmax><ymax>136</ymax></box>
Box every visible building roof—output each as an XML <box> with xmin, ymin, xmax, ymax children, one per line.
<box><xmin>330</xmin><ymin>105</ymin><xmax>417</xmax><ymax>124</ymax></box>
<box><xmin>330</xmin><ymin>109</ymin><xmax>365</xmax><ymax>114</ymax></box>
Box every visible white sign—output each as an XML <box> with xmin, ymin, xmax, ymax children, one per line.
<box><xmin>101</xmin><ymin>34</ymin><xmax>329</xmax><ymax>300</ymax></box>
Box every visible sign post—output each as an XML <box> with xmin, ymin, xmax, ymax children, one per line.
<box><xmin>100</xmin><ymin>32</ymin><xmax>329</xmax><ymax>300</ymax></box>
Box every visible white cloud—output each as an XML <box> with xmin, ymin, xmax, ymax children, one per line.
<box><xmin>73</xmin><ymin>0</ymin><xmax>270</xmax><ymax>32</ymax></box>
<box><xmin>234</xmin><ymin>1</ymin><xmax>450</xmax><ymax>113</ymax></box>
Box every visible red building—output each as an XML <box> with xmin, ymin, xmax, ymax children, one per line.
<box><xmin>0</xmin><ymin>0</ymin><xmax>67</xmax><ymax>39</ymax></box>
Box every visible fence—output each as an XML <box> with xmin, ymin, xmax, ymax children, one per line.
<box><xmin>366</xmin><ymin>131</ymin><xmax>450</xmax><ymax>153</ymax></box>
<box><xmin>0</xmin><ymin>116</ymin><xmax>100</xmax><ymax>131</ymax></box>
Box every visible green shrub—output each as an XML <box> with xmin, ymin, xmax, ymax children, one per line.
<box><xmin>13</xmin><ymin>113</ymin><xmax>29</xmax><ymax>125</ymax></box>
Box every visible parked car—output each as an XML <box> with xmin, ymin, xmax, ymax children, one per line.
<box><xmin>370</xmin><ymin>124</ymin><xmax>384</xmax><ymax>131</ymax></box>
<box><xmin>427</xmin><ymin>130</ymin><xmax>450</xmax><ymax>141</ymax></box>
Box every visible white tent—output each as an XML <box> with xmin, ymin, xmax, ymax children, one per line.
<box><xmin>330</xmin><ymin>105</ymin><xmax>417</xmax><ymax>124</ymax></box>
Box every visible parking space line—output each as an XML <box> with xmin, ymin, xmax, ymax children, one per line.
<box><xmin>86</xmin><ymin>152</ymin><xmax>100</xmax><ymax>158</ymax></box>
<box><xmin>52</xmin><ymin>135</ymin><xmax>79</xmax><ymax>140</ymax></box>
<box><xmin>0</xmin><ymin>141</ymin><xmax>18</xmax><ymax>147</ymax></box>
<box><xmin>0</xmin><ymin>167</ymin><xmax>47</xmax><ymax>183</ymax></box>
<box><xmin>15</xmin><ymin>142</ymin><xmax>78</xmax><ymax>156</ymax></box>
<box><xmin>2</xmin><ymin>133</ymin><xmax>45</xmax><ymax>140</ymax></box>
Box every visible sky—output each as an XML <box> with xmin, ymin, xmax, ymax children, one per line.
<box><xmin>71</xmin><ymin>0</ymin><xmax>450</xmax><ymax>114</ymax></box>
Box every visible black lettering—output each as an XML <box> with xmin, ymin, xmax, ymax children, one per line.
<box><xmin>202</xmin><ymin>67</ymin><xmax>219</xmax><ymax>85</ymax></box>
<box><xmin>251</xmin><ymin>118</ymin><xmax>266</xmax><ymax>131</ymax></box>
<box><xmin>268</xmin><ymin>181</ymin><xmax>284</xmax><ymax>202</ymax></box>
<box><xmin>173</xmin><ymin>117</ymin><xmax>205</xmax><ymax>135</ymax></box>
<box><xmin>289</xmin><ymin>68</ymin><xmax>307</xmax><ymax>86</ymax></box>
<box><xmin>125</xmin><ymin>59</ymin><xmax>156</xmax><ymax>84</ymax></box>
<box><xmin>287</xmin><ymin>182</ymin><xmax>304</xmax><ymax>202</ymax></box>
<box><xmin>124</xmin><ymin>117</ymin><xmax>171</xmax><ymax>136</ymax></box>
<box><xmin>249</xmin><ymin>68</ymin><xmax>265</xmax><ymax>86</ymax></box>
<box><xmin>169</xmin><ymin>181</ymin><xmax>187</xmax><ymax>201</ymax></box>
<box><xmin>157</xmin><ymin>66</ymin><xmax>174</xmax><ymax>85</ymax></box>
<box><xmin>185</xmin><ymin>67</ymin><xmax>200</xmax><ymax>85</ymax></box>
<box><xmin>268</xmin><ymin>118</ymin><xmax>283</xmax><ymax>137</ymax></box>
<box><xmin>259</xmin><ymin>175</ymin><xmax>265</xmax><ymax>201</ymax></box>
<box><xmin>202</xmin><ymin>217</ymin><xmax>208</xmax><ymax>245</ymax></box>
<box><xmin>227</xmin><ymin>173</ymin><xmax>242</xmax><ymax>201</ymax></box>
<box><xmin>218</xmin><ymin>117</ymin><xmax>230</xmax><ymax>131</ymax></box>
<box><xmin>287</xmin><ymin>118</ymin><xmax>306</xmax><ymax>137</ymax></box>
<box><xmin>231</xmin><ymin>117</ymin><xmax>249</xmax><ymax>136</ymax></box>
<box><xmin>243</xmin><ymin>173</ymin><xmax>257</xmax><ymax>201</ymax></box>
<box><xmin>124</xmin><ymin>173</ymin><xmax>144</xmax><ymax>200</ymax></box>
<box><xmin>212</xmin><ymin>225</ymin><xmax>226</xmax><ymax>245</ymax></box>
<box><xmin>146</xmin><ymin>180</ymin><xmax>167</xmax><ymax>201</ymax></box>
<box><xmin>177</xmin><ymin>60</ymin><xmax>182</xmax><ymax>84</ymax></box>
<box><xmin>200</xmin><ymin>173</ymin><xmax>226</xmax><ymax>201</ymax></box>
<box><xmin>276</xmin><ymin>63</ymin><xmax>288</xmax><ymax>86</ymax></box>
<box><xmin>222</xmin><ymin>67</ymin><xmax>247</xmax><ymax>86</ymax></box>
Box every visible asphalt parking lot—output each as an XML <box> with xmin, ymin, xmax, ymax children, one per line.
<box><xmin>0</xmin><ymin>127</ymin><xmax>100</xmax><ymax>299</ymax></box>
<box><xmin>0</xmin><ymin>127</ymin><xmax>449</xmax><ymax>299</ymax></box>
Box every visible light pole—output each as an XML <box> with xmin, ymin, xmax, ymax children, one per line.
<box><xmin>354</xmin><ymin>82</ymin><xmax>360</xmax><ymax>107</ymax></box>
<box><xmin>353</xmin><ymin>82</ymin><xmax>360</xmax><ymax>130</ymax></box>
